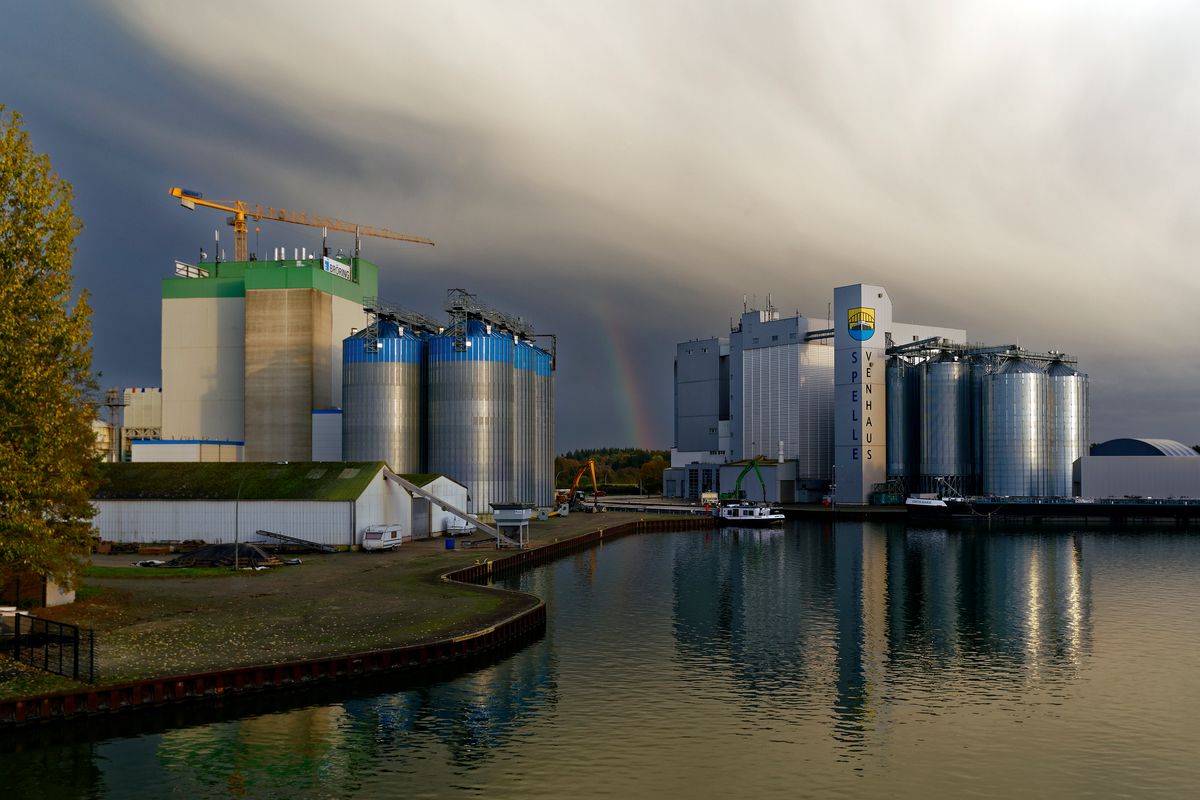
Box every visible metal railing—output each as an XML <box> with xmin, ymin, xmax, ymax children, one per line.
<box><xmin>8</xmin><ymin>615</ymin><xmax>97</xmax><ymax>683</ymax></box>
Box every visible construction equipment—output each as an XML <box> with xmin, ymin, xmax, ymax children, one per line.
<box><xmin>557</xmin><ymin>459</ymin><xmax>603</xmax><ymax>514</ymax></box>
<box><xmin>168</xmin><ymin>186</ymin><xmax>434</xmax><ymax>261</ymax></box>
<box><xmin>719</xmin><ymin>458</ymin><xmax>769</xmax><ymax>502</ymax></box>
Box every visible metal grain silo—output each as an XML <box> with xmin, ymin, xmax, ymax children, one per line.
<box><xmin>513</xmin><ymin>340</ymin><xmax>536</xmax><ymax>503</ymax></box>
<box><xmin>1045</xmin><ymin>360</ymin><xmax>1088</xmax><ymax>497</ymax></box>
<box><xmin>921</xmin><ymin>354</ymin><xmax>972</xmax><ymax>494</ymax></box>
<box><xmin>970</xmin><ymin>354</ymin><xmax>995</xmax><ymax>492</ymax></box>
<box><xmin>983</xmin><ymin>358</ymin><xmax>1046</xmax><ymax>497</ymax></box>
<box><xmin>886</xmin><ymin>356</ymin><xmax>921</xmax><ymax>489</ymax></box>
<box><xmin>427</xmin><ymin>320</ymin><xmax>515</xmax><ymax>514</ymax></box>
<box><xmin>532</xmin><ymin>345</ymin><xmax>555</xmax><ymax>507</ymax></box>
<box><xmin>341</xmin><ymin>321</ymin><xmax>423</xmax><ymax>472</ymax></box>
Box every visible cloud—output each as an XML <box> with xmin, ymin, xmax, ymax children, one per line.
<box><xmin>42</xmin><ymin>1</ymin><xmax>1200</xmax><ymax>445</ymax></box>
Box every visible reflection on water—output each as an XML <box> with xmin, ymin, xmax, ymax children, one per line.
<box><xmin>673</xmin><ymin>525</ymin><xmax>1093</xmax><ymax>753</ymax></box>
<box><xmin>3</xmin><ymin>522</ymin><xmax>1199</xmax><ymax>799</ymax></box>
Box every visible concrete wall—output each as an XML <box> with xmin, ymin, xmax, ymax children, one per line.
<box><xmin>718</xmin><ymin>461</ymin><xmax>798</xmax><ymax>503</ymax></box>
<box><xmin>675</xmin><ymin>338</ymin><xmax>727</xmax><ymax>453</ymax></box>
<box><xmin>244</xmin><ymin>288</ymin><xmax>323</xmax><ymax>462</ymax></box>
<box><xmin>131</xmin><ymin>441</ymin><xmax>243</xmax><ymax>462</ymax></box>
<box><xmin>1078</xmin><ymin>456</ymin><xmax>1200</xmax><ymax>499</ymax></box>
<box><xmin>330</xmin><ymin>294</ymin><xmax>367</xmax><ymax>407</ymax></box>
<box><xmin>162</xmin><ymin>296</ymin><xmax>245</xmax><ymax>442</ymax></box>
<box><xmin>244</xmin><ymin>289</ymin><xmax>368</xmax><ymax>462</ymax></box>
<box><xmin>311</xmin><ymin>411</ymin><xmax>342</xmax><ymax>461</ymax></box>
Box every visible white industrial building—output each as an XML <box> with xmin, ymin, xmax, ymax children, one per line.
<box><xmin>666</xmin><ymin>286</ymin><xmax>966</xmax><ymax>504</ymax></box>
<box><xmin>1075</xmin><ymin>438</ymin><xmax>1200</xmax><ymax>499</ymax></box>
<box><xmin>92</xmin><ymin>462</ymin><xmax>471</xmax><ymax>548</ymax></box>
<box><xmin>157</xmin><ymin>255</ymin><xmax>376</xmax><ymax>462</ymax></box>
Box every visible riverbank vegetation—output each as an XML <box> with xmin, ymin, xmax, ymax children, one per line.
<box><xmin>556</xmin><ymin>448</ymin><xmax>669</xmax><ymax>494</ymax></box>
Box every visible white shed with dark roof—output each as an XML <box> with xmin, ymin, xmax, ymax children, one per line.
<box><xmin>92</xmin><ymin>462</ymin><xmax>470</xmax><ymax>548</ymax></box>
<box><xmin>1075</xmin><ymin>439</ymin><xmax>1200</xmax><ymax>498</ymax></box>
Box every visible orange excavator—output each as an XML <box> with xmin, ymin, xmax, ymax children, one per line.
<box><xmin>556</xmin><ymin>459</ymin><xmax>604</xmax><ymax>514</ymax></box>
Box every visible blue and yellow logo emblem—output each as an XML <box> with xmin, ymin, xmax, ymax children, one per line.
<box><xmin>848</xmin><ymin>307</ymin><xmax>875</xmax><ymax>341</ymax></box>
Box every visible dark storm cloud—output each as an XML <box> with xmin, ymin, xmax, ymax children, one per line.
<box><xmin>6</xmin><ymin>1</ymin><xmax>1200</xmax><ymax>448</ymax></box>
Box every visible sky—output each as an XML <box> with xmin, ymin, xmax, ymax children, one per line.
<box><xmin>4</xmin><ymin>0</ymin><xmax>1200</xmax><ymax>451</ymax></box>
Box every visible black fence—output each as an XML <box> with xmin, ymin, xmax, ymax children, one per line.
<box><xmin>8</xmin><ymin>615</ymin><xmax>97</xmax><ymax>683</ymax></box>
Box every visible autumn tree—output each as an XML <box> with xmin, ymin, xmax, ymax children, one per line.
<box><xmin>0</xmin><ymin>106</ymin><xmax>98</xmax><ymax>591</ymax></box>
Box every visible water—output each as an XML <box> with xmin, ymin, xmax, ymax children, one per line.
<box><xmin>4</xmin><ymin>521</ymin><xmax>1200</xmax><ymax>798</ymax></box>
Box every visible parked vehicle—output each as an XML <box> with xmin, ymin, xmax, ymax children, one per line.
<box><xmin>362</xmin><ymin>525</ymin><xmax>408</xmax><ymax>551</ymax></box>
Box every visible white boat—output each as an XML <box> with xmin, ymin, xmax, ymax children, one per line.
<box><xmin>904</xmin><ymin>496</ymin><xmax>973</xmax><ymax>519</ymax></box>
<box><xmin>716</xmin><ymin>501</ymin><xmax>786</xmax><ymax>526</ymax></box>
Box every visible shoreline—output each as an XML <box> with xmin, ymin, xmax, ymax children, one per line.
<box><xmin>0</xmin><ymin>515</ymin><xmax>711</xmax><ymax>728</ymax></box>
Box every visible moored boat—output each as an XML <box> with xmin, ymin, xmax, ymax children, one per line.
<box><xmin>716</xmin><ymin>501</ymin><xmax>786</xmax><ymax>526</ymax></box>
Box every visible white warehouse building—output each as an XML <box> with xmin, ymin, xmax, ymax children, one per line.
<box><xmin>92</xmin><ymin>462</ymin><xmax>471</xmax><ymax>549</ymax></box>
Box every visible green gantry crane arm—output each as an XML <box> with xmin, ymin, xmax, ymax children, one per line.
<box><xmin>720</xmin><ymin>458</ymin><xmax>768</xmax><ymax>500</ymax></box>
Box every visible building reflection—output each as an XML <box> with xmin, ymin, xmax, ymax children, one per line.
<box><xmin>113</xmin><ymin>567</ymin><xmax>561</xmax><ymax>793</ymax></box>
<box><xmin>672</xmin><ymin>521</ymin><xmax>1094</xmax><ymax>749</ymax></box>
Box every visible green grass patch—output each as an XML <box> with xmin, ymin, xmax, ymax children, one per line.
<box><xmin>0</xmin><ymin>661</ymin><xmax>84</xmax><ymax>701</ymax></box>
<box><xmin>75</xmin><ymin>584</ymin><xmax>105</xmax><ymax>602</ymax></box>
<box><xmin>86</xmin><ymin>565</ymin><xmax>236</xmax><ymax>579</ymax></box>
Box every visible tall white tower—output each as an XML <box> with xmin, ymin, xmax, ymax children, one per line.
<box><xmin>833</xmin><ymin>284</ymin><xmax>892</xmax><ymax>504</ymax></box>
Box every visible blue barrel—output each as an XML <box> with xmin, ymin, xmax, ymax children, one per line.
<box><xmin>444</xmin><ymin>537</ymin><xmax>456</xmax><ymax>551</ymax></box>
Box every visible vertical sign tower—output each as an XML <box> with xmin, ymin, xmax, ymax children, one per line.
<box><xmin>834</xmin><ymin>284</ymin><xmax>891</xmax><ymax>504</ymax></box>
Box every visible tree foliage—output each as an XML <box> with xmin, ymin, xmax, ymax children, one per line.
<box><xmin>555</xmin><ymin>447</ymin><xmax>671</xmax><ymax>493</ymax></box>
<box><xmin>0</xmin><ymin>106</ymin><xmax>98</xmax><ymax>591</ymax></box>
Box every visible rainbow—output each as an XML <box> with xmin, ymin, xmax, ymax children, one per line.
<box><xmin>597</xmin><ymin>308</ymin><xmax>660</xmax><ymax>448</ymax></box>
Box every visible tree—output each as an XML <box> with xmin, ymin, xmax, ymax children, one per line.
<box><xmin>0</xmin><ymin>106</ymin><xmax>98</xmax><ymax>592</ymax></box>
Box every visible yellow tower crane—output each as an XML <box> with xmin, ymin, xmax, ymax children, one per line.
<box><xmin>168</xmin><ymin>186</ymin><xmax>434</xmax><ymax>261</ymax></box>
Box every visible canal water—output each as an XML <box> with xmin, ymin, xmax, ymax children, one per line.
<box><xmin>3</xmin><ymin>520</ymin><xmax>1200</xmax><ymax>798</ymax></box>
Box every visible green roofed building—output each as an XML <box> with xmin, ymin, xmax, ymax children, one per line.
<box><xmin>159</xmin><ymin>256</ymin><xmax>378</xmax><ymax>462</ymax></box>
<box><xmin>92</xmin><ymin>462</ymin><xmax>470</xmax><ymax>548</ymax></box>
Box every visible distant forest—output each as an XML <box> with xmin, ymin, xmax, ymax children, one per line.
<box><xmin>555</xmin><ymin>448</ymin><xmax>670</xmax><ymax>494</ymax></box>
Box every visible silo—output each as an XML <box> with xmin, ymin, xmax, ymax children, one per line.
<box><xmin>427</xmin><ymin>320</ymin><xmax>515</xmax><ymax>515</ymax></box>
<box><xmin>532</xmin><ymin>345</ymin><xmax>555</xmax><ymax>507</ymax></box>
<box><xmin>921</xmin><ymin>354</ymin><xmax>972</xmax><ymax>494</ymax></box>
<box><xmin>341</xmin><ymin>321</ymin><xmax>423</xmax><ymax>472</ymax></box>
<box><xmin>513</xmin><ymin>340</ymin><xmax>536</xmax><ymax>503</ymax></box>
<box><xmin>886</xmin><ymin>356</ymin><xmax>921</xmax><ymax>489</ymax></box>
<box><xmin>970</xmin><ymin>355</ymin><xmax>994</xmax><ymax>492</ymax></box>
<box><xmin>1045</xmin><ymin>360</ymin><xmax>1088</xmax><ymax>497</ymax></box>
<box><xmin>984</xmin><ymin>358</ymin><xmax>1046</xmax><ymax>497</ymax></box>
